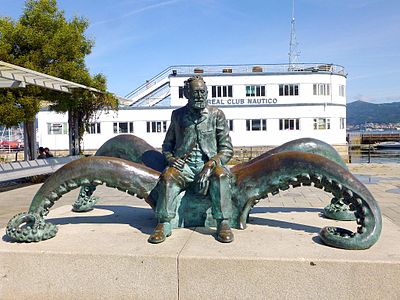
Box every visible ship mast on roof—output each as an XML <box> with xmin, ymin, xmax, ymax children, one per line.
<box><xmin>288</xmin><ymin>0</ymin><xmax>300</xmax><ymax>70</ymax></box>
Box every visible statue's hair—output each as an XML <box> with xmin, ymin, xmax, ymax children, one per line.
<box><xmin>183</xmin><ymin>75</ymin><xmax>207</xmax><ymax>99</ymax></box>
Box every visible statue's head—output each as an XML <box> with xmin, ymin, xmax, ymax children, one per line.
<box><xmin>184</xmin><ymin>75</ymin><xmax>208</xmax><ymax>110</ymax></box>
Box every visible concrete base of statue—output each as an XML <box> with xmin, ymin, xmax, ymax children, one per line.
<box><xmin>1</xmin><ymin>203</ymin><xmax>399</xmax><ymax>299</ymax></box>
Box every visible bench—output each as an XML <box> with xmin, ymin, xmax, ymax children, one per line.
<box><xmin>0</xmin><ymin>156</ymin><xmax>80</xmax><ymax>182</ymax></box>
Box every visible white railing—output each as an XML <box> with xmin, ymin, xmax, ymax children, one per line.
<box><xmin>125</xmin><ymin>63</ymin><xmax>346</xmax><ymax>106</ymax></box>
<box><xmin>132</xmin><ymin>83</ymin><xmax>171</xmax><ymax>107</ymax></box>
<box><xmin>166</xmin><ymin>63</ymin><xmax>345</xmax><ymax>76</ymax></box>
<box><xmin>127</xmin><ymin>77</ymin><xmax>170</xmax><ymax>105</ymax></box>
<box><xmin>125</xmin><ymin>67</ymin><xmax>173</xmax><ymax>99</ymax></box>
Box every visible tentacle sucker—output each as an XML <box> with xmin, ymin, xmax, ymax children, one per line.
<box><xmin>232</xmin><ymin>151</ymin><xmax>382</xmax><ymax>250</ymax></box>
<box><xmin>232</xmin><ymin>137</ymin><xmax>355</xmax><ymax>221</ymax></box>
<box><xmin>73</xmin><ymin>134</ymin><xmax>165</xmax><ymax>212</ymax></box>
<box><xmin>6</xmin><ymin>156</ymin><xmax>160</xmax><ymax>242</ymax></box>
<box><xmin>6</xmin><ymin>212</ymin><xmax>58</xmax><ymax>242</ymax></box>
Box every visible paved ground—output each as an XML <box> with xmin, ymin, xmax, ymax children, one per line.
<box><xmin>1</xmin><ymin>163</ymin><xmax>399</xmax><ymax>229</ymax></box>
<box><xmin>1</xmin><ymin>163</ymin><xmax>399</xmax><ymax>299</ymax></box>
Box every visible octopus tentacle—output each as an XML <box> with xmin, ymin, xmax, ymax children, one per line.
<box><xmin>94</xmin><ymin>134</ymin><xmax>166</xmax><ymax>171</ymax></box>
<box><xmin>232</xmin><ymin>138</ymin><xmax>355</xmax><ymax>222</ymax></box>
<box><xmin>6</xmin><ymin>156</ymin><xmax>160</xmax><ymax>242</ymax></box>
<box><xmin>231</xmin><ymin>151</ymin><xmax>382</xmax><ymax>250</ymax></box>
<box><xmin>72</xmin><ymin>185</ymin><xmax>98</xmax><ymax>212</ymax></box>
<box><xmin>232</xmin><ymin>138</ymin><xmax>348</xmax><ymax>172</ymax></box>
<box><xmin>323</xmin><ymin>197</ymin><xmax>354</xmax><ymax>221</ymax></box>
<box><xmin>6</xmin><ymin>212</ymin><xmax>58</xmax><ymax>242</ymax></box>
<box><xmin>73</xmin><ymin>134</ymin><xmax>166</xmax><ymax>212</ymax></box>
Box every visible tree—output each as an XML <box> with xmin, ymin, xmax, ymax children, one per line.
<box><xmin>0</xmin><ymin>0</ymin><xmax>118</xmax><ymax>158</ymax></box>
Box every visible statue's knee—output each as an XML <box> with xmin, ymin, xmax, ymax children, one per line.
<box><xmin>212</xmin><ymin>166</ymin><xmax>230</xmax><ymax>180</ymax></box>
<box><xmin>160</xmin><ymin>167</ymin><xmax>184</xmax><ymax>187</ymax></box>
<box><xmin>160</xmin><ymin>167</ymin><xmax>178</xmax><ymax>180</ymax></box>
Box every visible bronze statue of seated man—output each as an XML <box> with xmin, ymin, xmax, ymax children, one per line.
<box><xmin>6</xmin><ymin>76</ymin><xmax>383</xmax><ymax>250</ymax></box>
<box><xmin>148</xmin><ymin>75</ymin><xmax>234</xmax><ymax>243</ymax></box>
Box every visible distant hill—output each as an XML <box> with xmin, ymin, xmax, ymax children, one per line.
<box><xmin>347</xmin><ymin>100</ymin><xmax>400</xmax><ymax>125</ymax></box>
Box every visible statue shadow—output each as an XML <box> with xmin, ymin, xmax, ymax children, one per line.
<box><xmin>2</xmin><ymin>235</ymin><xmax>12</xmax><ymax>243</ymax></box>
<box><xmin>248</xmin><ymin>207</ymin><xmax>324</xmax><ymax>234</ymax></box>
<box><xmin>311</xmin><ymin>235</ymin><xmax>326</xmax><ymax>246</ymax></box>
<box><xmin>48</xmin><ymin>205</ymin><xmax>157</xmax><ymax>235</ymax></box>
<box><xmin>193</xmin><ymin>207</ymin><xmax>326</xmax><ymax>241</ymax></box>
<box><xmin>250</xmin><ymin>207</ymin><xmax>324</xmax><ymax>214</ymax></box>
<box><xmin>248</xmin><ymin>216</ymin><xmax>321</xmax><ymax>234</ymax></box>
<box><xmin>1</xmin><ymin>205</ymin><xmax>329</xmax><ymax>244</ymax></box>
<box><xmin>2</xmin><ymin>205</ymin><xmax>157</xmax><ymax>243</ymax></box>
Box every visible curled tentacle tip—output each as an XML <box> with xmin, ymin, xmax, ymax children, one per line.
<box><xmin>319</xmin><ymin>226</ymin><xmax>378</xmax><ymax>250</ymax></box>
<box><xmin>323</xmin><ymin>204</ymin><xmax>357</xmax><ymax>221</ymax></box>
<box><xmin>6</xmin><ymin>212</ymin><xmax>58</xmax><ymax>243</ymax></box>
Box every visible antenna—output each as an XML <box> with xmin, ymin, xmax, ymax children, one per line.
<box><xmin>288</xmin><ymin>0</ymin><xmax>300</xmax><ymax>70</ymax></box>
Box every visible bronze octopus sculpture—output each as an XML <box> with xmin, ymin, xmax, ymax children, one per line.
<box><xmin>6</xmin><ymin>135</ymin><xmax>382</xmax><ymax>250</ymax></box>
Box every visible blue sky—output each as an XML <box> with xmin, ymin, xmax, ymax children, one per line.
<box><xmin>2</xmin><ymin>0</ymin><xmax>400</xmax><ymax>103</ymax></box>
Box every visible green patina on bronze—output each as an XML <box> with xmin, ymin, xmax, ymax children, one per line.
<box><xmin>6</xmin><ymin>156</ymin><xmax>160</xmax><ymax>242</ymax></box>
<box><xmin>148</xmin><ymin>76</ymin><xmax>235</xmax><ymax>243</ymax></box>
<box><xmin>72</xmin><ymin>134</ymin><xmax>165</xmax><ymax>212</ymax></box>
<box><xmin>6</xmin><ymin>75</ymin><xmax>381</xmax><ymax>250</ymax></box>
<box><xmin>233</xmin><ymin>137</ymin><xmax>356</xmax><ymax>222</ymax></box>
<box><xmin>73</xmin><ymin>134</ymin><xmax>356</xmax><ymax>221</ymax></box>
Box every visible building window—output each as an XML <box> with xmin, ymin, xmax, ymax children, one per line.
<box><xmin>147</xmin><ymin>121</ymin><xmax>167</xmax><ymax>133</ymax></box>
<box><xmin>113</xmin><ymin>122</ymin><xmax>134</xmax><ymax>134</ymax></box>
<box><xmin>313</xmin><ymin>84</ymin><xmax>331</xmax><ymax>96</ymax></box>
<box><xmin>279</xmin><ymin>84</ymin><xmax>299</xmax><ymax>96</ymax></box>
<box><xmin>246</xmin><ymin>85</ymin><xmax>266</xmax><ymax>97</ymax></box>
<box><xmin>179</xmin><ymin>86</ymin><xmax>184</xmax><ymax>98</ymax></box>
<box><xmin>246</xmin><ymin>119</ymin><xmax>267</xmax><ymax>131</ymax></box>
<box><xmin>86</xmin><ymin>122</ymin><xmax>101</xmax><ymax>134</ymax></box>
<box><xmin>227</xmin><ymin>120</ymin><xmax>234</xmax><ymax>131</ymax></box>
<box><xmin>339</xmin><ymin>85</ymin><xmax>345</xmax><ymax>97</ymax></box>
<box><xmin>279</xmin><ymin>119</ymin><xmax>300</xmax><ymax>130</ymax></box>
<box><xmin>211</xmin><ymin>85</ymin><xmax>233</xmax><ymax>98</ymax></box>
<box><xmin>340</xmin><ymin>117</ymin><xmax>346</xmax><ymax>129</ymax></box>
<box><xmin>47</xmin><ymin>122</ymin><xmax>68</xmax><ymax>135</ymax></box>
<box><xmin>313</xmin><ymin>118</ymin><xmax>331</xmax><ymax>130</ymax></box>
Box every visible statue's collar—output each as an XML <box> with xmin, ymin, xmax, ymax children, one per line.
<box><xmin>185</xmin><ymin>105</ymin><xmax>209</xmax><ymax>124</ymax></box>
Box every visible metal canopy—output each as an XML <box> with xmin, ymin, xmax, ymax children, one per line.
<box><xmin>0</xmin><ymin>60</ymin><xmax>101</xmax><ymax>93</ymax></box>
<box><xmin>0</xmin><ymin>60</ymin><xmax>134</xmax><ymax>161</ymax></box>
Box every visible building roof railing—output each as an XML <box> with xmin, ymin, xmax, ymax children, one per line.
<box><xmin>125</xmin><ymin>63</ymin><xmax>346</xmax><ymax>103</ymax></box>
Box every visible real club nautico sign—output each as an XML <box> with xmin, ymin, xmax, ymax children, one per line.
<box><xmin>208</xmin><ymin>98</ymin><xmax>278</xmax><ymax>105</ymax></box>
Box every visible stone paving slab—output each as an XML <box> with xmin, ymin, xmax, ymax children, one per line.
<box><xmin>0</xmin><ymin>205</ymin><xmax>188</xmax><ymax>300</ymax></box>
<box><xmin>0</xmin><ymin>163</ymin><xmax>399</xmax><ymax>299</ymax></box>
<box><xmin>1</xmin><ymin>202</ymin><xmax>399</xmax><ymax>299</ymax></box>
<box><xmin>0</xmin><ymin>163</ymin><xmax>399</xmax><ymax>227</ymax></box>
<box><xmin>180</xmin><ymin>214</ymin><xmax>400</xmax><ymax>299</ymax></box>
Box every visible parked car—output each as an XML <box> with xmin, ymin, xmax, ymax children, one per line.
<box><xmin>0</xmin><ymin>140</ymin><xmax>24</xmax><ymax>150</ymax></box>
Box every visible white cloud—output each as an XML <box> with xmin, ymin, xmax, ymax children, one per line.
<box><xmin>91</xmin><ymin>0</ymin><xmax>183</xmax><ymax>27</ymax></box>
<box><xmin>351</xmin><ymin>94</ymin><xmax>400</xmax><ymax>104</ymax></box>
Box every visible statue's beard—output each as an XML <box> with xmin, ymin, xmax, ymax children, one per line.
<box><xmin>190</xmin><ymin>99</ymin><xmax>207</xmax><ymax>110</ymax></box>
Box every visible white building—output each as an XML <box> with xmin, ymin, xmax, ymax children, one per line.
<box><xmin>37</xmin><ymin>63</ymin><xmax>347</xmax><ymax>156</ymax></box>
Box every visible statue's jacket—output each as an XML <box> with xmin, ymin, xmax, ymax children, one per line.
<box><xmin>162</xmin><ymin>105</ymin><xmax>233</xmax><ymax>166</ymax></box>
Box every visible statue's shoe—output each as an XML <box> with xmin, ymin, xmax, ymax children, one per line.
<box><xmin>216</xmin><ymin>220</ymin><xmax>234</xmax><ymax>243</ymax></box>
<box><xmin>148</xmin><ymin>222</ymin><xmax>172</xmax><ymax>244</ymax></box>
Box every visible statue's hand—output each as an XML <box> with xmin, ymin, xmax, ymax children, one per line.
<box><xmin>167</xmin><ymin>157</ymin><xmax>185</xmax><ymax>171</ymax></box>
<box><xmin>198</xmin><ymin>160</ymin><xmax>216</xmax><ymax>195</ymax></box>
